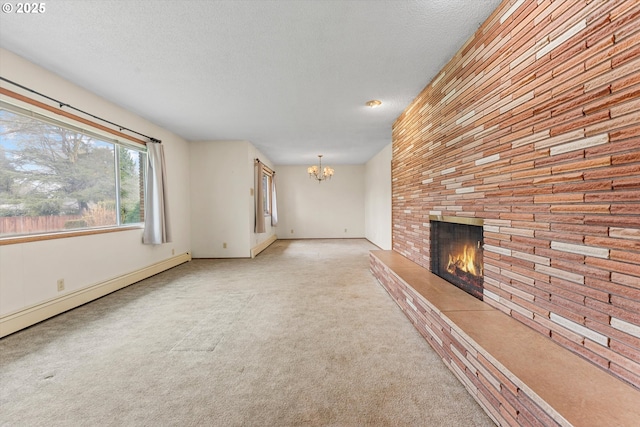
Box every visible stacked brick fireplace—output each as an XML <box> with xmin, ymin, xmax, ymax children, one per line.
<box><xmin>389</xmin><ymin>0</ymin><xmax>640</xmax><ymax>394</ymax></box>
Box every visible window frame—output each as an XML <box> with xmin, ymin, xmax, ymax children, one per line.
<box><xmin>262</xmin><ymin>169</ymin><xmax>272</xmax><ymax>217</ymax></box>
<box><xmin>0</xmin><ymin>91</ymin><xmax>148</xmax><ymax>246</ymax></box>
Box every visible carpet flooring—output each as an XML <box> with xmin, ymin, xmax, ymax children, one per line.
<box><xmin>0</xmin><ymin>239</ymin><xmax>493</xmax><ymax>426</ymax></box>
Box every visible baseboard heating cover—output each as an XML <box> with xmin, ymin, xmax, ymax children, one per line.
<box><xmin>0</xmin><ymin>252</ymin><xmax>192</xmax><ymax>338</ymax></box>
<box><xmin>251</xmin><ymin>234</ymin><xmax>277</xmax><ymax>258</ymax></box>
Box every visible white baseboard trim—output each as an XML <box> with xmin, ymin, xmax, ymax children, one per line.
<box><xmin>0</xmin><ymin>252</ymin><xmax>192</xmax><ymax>338</ymax></box>
<box><xmin>251</xmin><ymin>234</ymin><xmax>277</xmax><ymax>258</ymax></box>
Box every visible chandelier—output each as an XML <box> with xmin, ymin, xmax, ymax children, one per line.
<box><xmin>307</xmin><ymin>155</ymin><xmax>334</xmax><ymax>183</ymax></box>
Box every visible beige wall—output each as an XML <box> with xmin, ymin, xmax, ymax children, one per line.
<box><xmin>189</xmin><ymin>141</ymin><xmax>250</xmax><ymax>258</ymax></box>
<box><xmin>365</xmin><ymin>143</ymin><xmax>392</xmax><ymax>249</ymax></box>
<box><xmin>189</xmin><ymin>140</ymin><xmax>276</xmax><ymax>258</ymax></box>
<box><xmin>0</xmin><ymin>48</ymin><xmax>192</xmax><ymax>319</ymax></box>
<box><xmin>275</xmin><ymin>165</ymin><xmax>365</xmax><ymax>239</ymax></box>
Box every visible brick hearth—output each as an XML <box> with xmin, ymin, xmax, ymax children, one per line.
<box><xmin>370</xmin><ymin>250</ymin><xmax>640</xmax><ymax>426</ymax></box>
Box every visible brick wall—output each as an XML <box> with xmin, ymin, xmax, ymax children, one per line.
<box><xmin>392</xmin><ymin>0</ymin><xmax>640</xmax><ymax>388</ymax></box>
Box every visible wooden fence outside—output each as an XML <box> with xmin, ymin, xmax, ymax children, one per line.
<box><xmin>0</xmin><ymin>215</ymin><xmax>84</xmax><ymax>236</ymax></box>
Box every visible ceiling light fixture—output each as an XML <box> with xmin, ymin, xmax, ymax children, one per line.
<box><xmin>365</xmin><ymin>99</ymin><xmax>382</xmax><ymax>108</ymax></box>
<box><xmin>307</xmin><ymin>155</ymin><xmax>334</xmax><ymax>183</ymax></box>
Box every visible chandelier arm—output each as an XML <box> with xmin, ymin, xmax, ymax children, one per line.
<box><xmin>308</xmin><ymin>154</ymin><xmax>332</xmax><ymax>183</ymax></box>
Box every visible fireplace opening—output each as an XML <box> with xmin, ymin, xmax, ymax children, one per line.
<box><xmin>430</xmin><ymin>216</ymin><xmax>484</xmax><ymax>300</ymax></box>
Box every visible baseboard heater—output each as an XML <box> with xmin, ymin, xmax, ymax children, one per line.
<box><xmin>0</xmin><ymin>252</ymin><xmax>191</xmax><ymax>338</ymax></box>
<box><xmin>251</xmin><ymin>234</ymin><xmax>277</xmax><ymax>258</ymax></box>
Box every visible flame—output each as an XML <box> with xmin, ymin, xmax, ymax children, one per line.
<box><xmin>446</xmin><ymin>244</ymin><xmax>480</xmax><ymax>276</ymax></box>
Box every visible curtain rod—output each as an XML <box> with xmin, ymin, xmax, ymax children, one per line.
<box><xmin>255</xmin><ymin>158</ymin><xmax>274</xmax><ymax>174</ymax></box>
<box><xmin>0</xmin><ymin>76</ymin><xmax>161</xmax><ymax>143</ymax></box>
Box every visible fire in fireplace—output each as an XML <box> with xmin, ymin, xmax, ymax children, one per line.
<box><xmin>430</xmin><ymin>216</ymin><xmax>484</xmax><ymax>300</ymax></box>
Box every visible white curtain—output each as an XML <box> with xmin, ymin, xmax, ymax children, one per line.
<box><xmin>143</xmin><ymin>142</ymin><xmax>171</xmax><ymax>244</ymax></box>
<box><xmin>255</xmin><ymin>161</ymin><xmax>265</xmax><ymax>233</ymax></box>
<box><xmin>271</xmin><ymin>172</ymin><xmax>278</xmax><ymax>226</ymax></box>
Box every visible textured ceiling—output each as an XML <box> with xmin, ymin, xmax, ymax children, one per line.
<box><xmin>0</xmin><ymin>0</ymin><xmax>502</xmax><ymax>165</ymax></box>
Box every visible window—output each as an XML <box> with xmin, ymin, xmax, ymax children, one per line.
<box><xmin>262</xmin><ymin>171</ymin><xmax>271</xmax><ymax>216</ymax></box>
<box><xmin>0</xmin><ymin>102</ymin><xmax>146</xmax><ymax>239</ymax></box>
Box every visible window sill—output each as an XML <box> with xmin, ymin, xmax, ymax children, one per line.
<box><xmin>0</xmin><ymin>225</ymin><xmax>144</xmax><ymax>246</ymax></box>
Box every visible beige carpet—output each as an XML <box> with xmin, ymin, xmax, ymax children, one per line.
<box><xmin>0</xmin><ymin>239</ymin><xmax>493</xmax><ymax>426</ymax></box>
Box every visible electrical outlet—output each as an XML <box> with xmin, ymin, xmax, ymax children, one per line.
<box><xmin>223</xmin><ymin>242</ymin><xmax>227</xmax><ymax>249</ymax></box>
<box><xmin>290</xmin><ymin>229</ymin><xmax>294</xmax><ymax>234</ymax></box>
<box><xmin>57</xmin><ymin>279</ymin><xmax>65</xmax><ymax>292</ymax></box>
<box><xmin>172</xmin><ymin>248</ymin><xmax>175</xmax><ymax>255</ymax></box>
<box><xmin>344</xmin><ymin>228</ymin><xmax>347</xmax><ymax>233</ymax></box>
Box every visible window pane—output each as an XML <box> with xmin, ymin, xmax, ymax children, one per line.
<box><xmin>262</xmin><ymin>173</ymin><xmax>270</xmax><ymax>215</ymax></box>
<box><xmin>119</xmin><ymin>147</ymin><xmax>145</xmax><ymax>224</ymax></box>
<box><xmin>0</xmin><ymin>108</ymin><xmax>117</xmax><ymax>236</ymax></box>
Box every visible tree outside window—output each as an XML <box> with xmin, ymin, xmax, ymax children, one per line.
<box><xmin>0</xmin><ymin>104</ymin><xmax>146</xmax><ymax>237</ymax></box>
